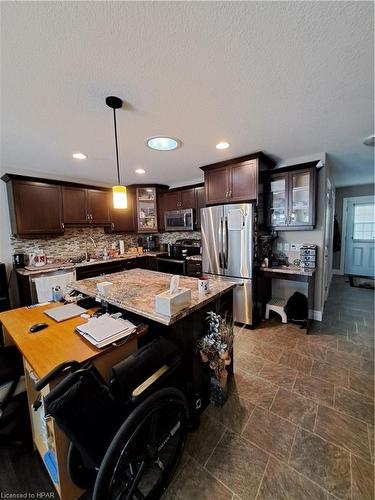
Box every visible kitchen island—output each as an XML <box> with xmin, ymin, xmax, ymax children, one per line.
<box><xmin>69</xmin><ymin>268</ymin><xmax>235</xmax><ymax>431</ymax></box>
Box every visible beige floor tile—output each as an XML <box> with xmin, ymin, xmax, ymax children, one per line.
<box><xmin>242</xmin><ymin>406</ymin><xmax>296</xmax><ymax>460</ymax></box>
<box><xmin>205</xmin><ymin>392</ymin><xmax>255</xmax><ymax>435</ymax></box>
<box><xmin>257</xmin><ymin>457</ymin><xmax>327</xmax><ymax>500</ymax></box>
<box><xmin>185</xmin><ymin>414</ymin><xmax>226</xmax><ymax>466</ymax></box>
<box><xmin>326</xmin><ymin>349</ymin><xmax>362</xmax><ymax>371</ymax></box>
<box><xmin>350</xmin><ymin>371</ymin><xmax>375</xmax><ymax>399</ymax></box>
<box><xmin>335</xmin><ymin>386</ymin><xmax>374</xmax><ymax>424</ymax></box>
<box><xmin>234</xmin><ymin>349</ymin><xmax>264</xmax><ymax>376</ymax></box>
<box><xmin>251</xmin><ymin>341</ymin><xmax>284</xmax><ymax>363</ymax></box>
<box><xmin>270</xmin><ymin>388</ymin><xmax>317</xmax><ymax>431</ymax></box>
<box><xmin>311</xmin><ymin>359</ymin><xmax>349</xmax><ymax>387</ymax></box>
<box><xmin>279</xmin><ymin>350</ymin><xmax>313</xmax><ymax>375</ymax></box>
<box><xmin>351</xmin><ymin>454</ymin><xmax>375</xmax><ymax>500</ymax></box>
<box><xmin>293</xmin><ymin>373</ymin><xmax>334</xmax><ymax>406</ymax></box>
<box><xmin>231</xmin><ymin>369</ymin><xmax>278</xmax><ymax>409</ymax></box>
<box><xmin>289</xmin><ymin>428</ymin><xmax>351</xmax><ymax>499</ymax></box>
<box><xmin>165</xmin><ymin>457</ymin><xmax>233</xmax><ymax>500</ymax></box>
<box><xmin>361</xmin><ymin>358</ymin><xmax>375</xmax><ymax>376</ymax></box>
<box><xmin>315</xmin><ymin>405</ymin><xmax>371</xmax><ymax>462</ymax></box>
<box><xmin>258</xmin><ymin>361</ymin><xmax>297</xmax><ymax>390</ymax></box>
<box><xmin>206</xmin><ymin>431</ymin><xmax>268</xmax><ymax>500</ymax></box>
<box><xmin>294</xmin><ymin>341</ymin><xmax>327</xmax><ymax>361</ymax></box>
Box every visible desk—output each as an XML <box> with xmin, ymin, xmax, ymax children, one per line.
<box><xmin>258</xmin><ymin>266</ymin><xmax>316</xmax><ymax>333</ymax></box>
<box><xmin>0</xmin><ymin>303</ymin><xmax>143</xmax><ymax>499</ymax></box>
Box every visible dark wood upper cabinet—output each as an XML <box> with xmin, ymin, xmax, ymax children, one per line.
<box><xmin>62</xmin><ymin>186</ymin><xmax>110</xmax><ymax>225</ymax></box>
<box><xmin>180</xmin><ymin>188</ymin><xmax>195</xmax><ymax>209</ymax></box>
<box><xmin>201</xmin><ymin>152</ymin><xmax>275</xmax><ymax>206</ymax></box>
<box><xmin>87</xmin><ymin>189</ymin><xmax>110</xmax><ymax>224</ymax></box>
<box><xmin>105</xmin><ymin>188</ymin><xmax>136</xmax><ymax>233</ymax></box>
<box><xmin>194</xmin><ymin>186</ymin><xmax>205</xmax><ymax>229</ymax></box>
<box><xmin>5</xmin><ymin>178</ymin><xmax>63</xmax><ymax>236</ymax></box>
<box><xmin>230</xmin><ymin>160</ymin><xmax>257</xmax><ymax>202</ymax></box>
<box><xmin>162</xmin><ymin>191</ymin><xmax>180</xmax><ymax>212</ymax></box>
<box><xmin>267</xmin><ymin>164</ymin><xmax>317</xmax><ymax>230</ymax></box>
<box><xmin>204</xmin><ymin>166</ymin><xmax>230</xmax><ymax>205</ymax></box>
<box><xmin>62</xmin><ymin>186</ymin><xmax>88</xmax><ymax>224</ymax></box>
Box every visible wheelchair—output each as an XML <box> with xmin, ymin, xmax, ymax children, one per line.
<box><xmin>34</xmin><ymin>336</ymin><xmax>198</xmax><ymax>499</ymax></box>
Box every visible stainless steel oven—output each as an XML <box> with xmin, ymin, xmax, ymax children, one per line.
<box><xmin>164</xmin><ymin>209</ymin><xmax>194</xmax><ymax>231</ymax></box>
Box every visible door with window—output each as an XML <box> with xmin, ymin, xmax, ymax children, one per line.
<box><xmin>344</xmin><ymin>196</ymin><xmax>375</xmax><ymax>276</ymax></box>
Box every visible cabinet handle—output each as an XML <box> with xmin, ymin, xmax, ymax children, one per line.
<box><xmin>61</xmin><ymin>222</ymin><xmax>65</xmax><ymax>229</ymax></box>
<box><xmin>229</xmin><ymin>191</ymin><xmax>232</xmax><ymax>198</ymax></box>
<box><xmin>225</xmin><ymin>191</ymin><xmax>228</xmax><ymax>198</ymax></box>
<box><xmin>111</xmin><ymin>222</ymin><xmax>114</xmax><ymax>230</ymax></box>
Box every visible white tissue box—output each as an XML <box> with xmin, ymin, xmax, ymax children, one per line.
<box><xmin>96</xmin><ymin>281</ymin><xmax>113</xmax><ymax>294</ymax></box>
<box><xmin>155</xmin><ymin>288</ymin><xmax>192</xmax><ymax>316</ymax></box>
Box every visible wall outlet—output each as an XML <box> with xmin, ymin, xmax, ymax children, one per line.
<box><xmin>277</xmin><ymin>243</ymin><xmax>283</xmax><ymax>251</ymax></box>
<box><xmin>290</xmin><ymin>243</ymin><xmax>297</xmax><ymax>251</ymax></box>
<box><xmin>284</xmin><ymin>243</ymin><xmax>290</xmax><ymax>252</ymax></box>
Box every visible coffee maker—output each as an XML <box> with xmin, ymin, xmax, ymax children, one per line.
<box><xmin>138</xmin><ymin>235</ymin><xmax>158</xmax><ymax>252</ymax></box>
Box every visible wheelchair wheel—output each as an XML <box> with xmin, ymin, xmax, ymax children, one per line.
<box><xmin>93</xmin><ymin>388</ymin><xmax>188</xmax><ymax>500</ymax></box>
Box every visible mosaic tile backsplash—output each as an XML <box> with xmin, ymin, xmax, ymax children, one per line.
<box><xmin>10</xmin><ymin>227</ymin><xmax>202</xmax><ymax>261</ymax></box>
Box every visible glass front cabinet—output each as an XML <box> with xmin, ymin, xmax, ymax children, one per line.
<box><xmin>136</xmin><ymin>187</ymin><xmax>158</xmax><ymax>232</ymax></box>
<box><xmin>268</xmin><ymin>167</ymin><xmax>316</xmax><ymax>230</ymax></box>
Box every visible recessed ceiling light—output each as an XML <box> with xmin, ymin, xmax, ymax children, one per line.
<box><xmin>216</xmin><ymin>142</ymin><xmax>230</xmax><ymax>150</ymax></box>
<box><xmin>135</xmin><ymin>168</ymin><xmax>146</xmax><ymax>174</ymax></box>
<box><xmin>363</xmin><ymin>135</ymin><xmax>375</xmax><ymax>146</ymax></box>
<box><xmin>72</xmin><ymin>152</ymin><xmax>87</xmax><ymax>160</ymax></box>
<box><xmin>146</xmin><ymin>137</ymin><xmax>181</xmax><ymax>151</ymax></box>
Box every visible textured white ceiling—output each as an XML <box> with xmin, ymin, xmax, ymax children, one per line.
<box><xmin>1</xmin><ymin>1</ymin><xmax>374</xmax><ymax>188</ymax></box>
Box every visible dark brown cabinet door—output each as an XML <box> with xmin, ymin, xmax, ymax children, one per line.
<box><xmin>62</xmin><ymin>186</ymin><xmax>88</xmax><ymax>224</ymax></box>
<box><xmin>163</xmin><ymin>191</ymin><xmax>180</xmax><ymax>211</ymax></box>
<box><xmin>230</xmin><ymin>160</ymin><xmax>257</xmax><ymax>202</ymax></box>
<box><xmin>87</xmin><ymin>189</ymin><xmax>110</xmax><ymax>224</ymax></box>
<box><xmin>180</xmin><ymin>188</ymin><xmax>195</xmax><ymax>208</ymax></box>
<box><xmin>205</xmin><ymin>166</ymin><xmax>230</xmax><ymax>205</ymax></box>
<box><xmin>195</xmin><ymin>186</ymin><xmax>205</xmax><ymax>229</ymax></box>
<box><xmin>107</xmin><ymin>188</ymin><xmax>136</xmax><ymax>232</ymax></box>
<box><xmin>12</xmin><ymin>180</ymin><xmax>63</xmax><ymax>235</ymax></box>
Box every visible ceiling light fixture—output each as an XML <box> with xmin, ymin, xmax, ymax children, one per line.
<box><xmin>106</xmin><ymin>95</ymin><xmax>127</xmax><ymax>209</ymax></box>
<box><xmin>146</xmin><ymin>137</ymin><xmax>181</xmax><ymax>151</ymax></box>
<box><xmin>363</xmin><ymin>135</ymin><xmax>375</xmax><ymax>146</ymax></box>
<box><xmin>72</xmin><ymin>152</ymin><xmax>87</xmax><ymax>160</ymax></box>
<box><xmin>216</xmin><ymin>142</ymin><xmax>230</xmax><ymax>150</ymax></box>
<box><xmin>135</xmin><ymin>168</ymin><xmax>146</xmax><ymax>174</ymax></box>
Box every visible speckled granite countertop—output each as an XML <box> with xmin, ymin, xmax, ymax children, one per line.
<box><xmin>259</xmin><ymin>265</ymin><xmax>315</xmax><ymax>277</ymax></box>
<box><xmin>68</xmin><ymin>268</ymin><xmax>235</xmax><ymax>326</ymax></box>
<box><xmin>16</xmin><ymin>252</ymin><xmax>167</xmax><ymax>276</ymax></box>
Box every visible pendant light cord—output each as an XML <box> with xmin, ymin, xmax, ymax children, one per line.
<box><xmin>113</xmin><ymin>108</ymin><xmax>121</xmax><ymax>185</ymax></box>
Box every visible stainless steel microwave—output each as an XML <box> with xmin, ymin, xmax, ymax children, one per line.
<box><xmin>164</xmin><ymin>209</ymin><xmax>194</xmax><ymax>231</ymax></box>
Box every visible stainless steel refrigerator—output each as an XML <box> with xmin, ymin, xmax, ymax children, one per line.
<box><xmin>201</xmin><ymin>203</ymin><xmax>254</xmax><ymax>325</ymax></box>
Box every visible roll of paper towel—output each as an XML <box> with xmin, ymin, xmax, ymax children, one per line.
<box><xmin>119</xmin><ymin>240</ymin><xmax>125</xmax><ymax>255</ymax></box>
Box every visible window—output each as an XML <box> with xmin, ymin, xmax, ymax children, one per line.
<box><xmin>353</xmin><ymin>203</ymin><xmax>375</xmax><ymax>240</ymax></box>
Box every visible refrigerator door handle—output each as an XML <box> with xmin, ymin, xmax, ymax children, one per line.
<box><xmin>223</xmin><ymin>216</ymin><xmax>228</xmax><ymax>269</ymax></box>
<box><xmin>218</xmin><ymin>217</ymin><xmax>223</xmax><ymax>269</ymax></box>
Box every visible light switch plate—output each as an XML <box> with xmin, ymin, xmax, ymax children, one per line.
<box><xmin>277</xmin><ymin>243</ymin><xmax>283</xmax><ymax>251</ymax></box>
<box><xmin>284</xmin><ymin>243</ymin><xmax>290</xmax><ymax>252</ymax></box>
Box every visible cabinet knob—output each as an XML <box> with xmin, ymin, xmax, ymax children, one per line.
<box><xmin>61</xmin><ymin>222</ymin><xmax>65</xmax><ymax>230</ymax></box>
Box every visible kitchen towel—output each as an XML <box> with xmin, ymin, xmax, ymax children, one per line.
<box><xmin>33</xmin><ymin>272</ymin><xmax>75</xmax><ymax>303</ymax></box>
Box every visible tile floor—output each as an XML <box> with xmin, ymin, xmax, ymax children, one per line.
<box><xmin>164</xmin><ymin>277</ymin><xmax>374</xmax><ymax>500</ymax></box>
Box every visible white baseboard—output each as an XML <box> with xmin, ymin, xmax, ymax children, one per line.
<box><xmin>309</xmin><ymin>309</ymin><xmax>322</xmax><ymax>321</ymax></box>
<box><xmin>332</xmin><ymin>269</ymin><xmax>344</xmax><ymax>276</ymax></box>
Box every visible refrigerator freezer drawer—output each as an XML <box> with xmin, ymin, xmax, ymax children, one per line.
<box><xmin>208</xmin><ymin>276</ymin><xmax>253</xmax><ymax>326</ymax></box>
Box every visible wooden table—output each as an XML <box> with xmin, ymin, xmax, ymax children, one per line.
<box><xmin>257</xmin><ymin>266</ymin><xmax>316</xmax><ymax>333</ymax></box>
<box><xmin>0</xmin><ymin>303</ymin><xmax>142</xmax><ymax>499</ymax></box>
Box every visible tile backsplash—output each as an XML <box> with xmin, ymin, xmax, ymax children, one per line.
<box><xmin>10</xmin><ymin>228</ymin><xmax>202</xmax><ymax>261</ymax></box>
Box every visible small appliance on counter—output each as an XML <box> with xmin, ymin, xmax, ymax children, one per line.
<box><xmin>156</xmin><ymin>239</ymin><xmax>201</xmax><ymax>275</ymax></box>
<box><xmin>13</xmin><ymin>253</ymin><xmax>26</xmax><ymax>268</ymax></box>
<box><xmin>138</xmin><ymin>235</ymin><xmax>158</xmax><ymax>252</ymax></box>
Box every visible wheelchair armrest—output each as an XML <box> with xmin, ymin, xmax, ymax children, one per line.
<box><xmin>131</xmin><ymin>365</ymin><xmax>169</xmax><ymax>398</ymax></box>
<box><xmin>35</xmin><ymin>360</ymin><xmax>82</xmax><ymax>391</ymax></box>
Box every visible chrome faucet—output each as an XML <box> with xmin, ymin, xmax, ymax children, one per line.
<box><xmin>85</xmin><ymin>236</ymin><xmax>97</xmax><ymax>261</ymax></box>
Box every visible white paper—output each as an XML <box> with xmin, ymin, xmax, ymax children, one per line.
<box><xmin>169</xmin><ymin>275</ymin><xmax>179</xmax><ymax>295</ymax></box>
<box><xmin>227</xmin><ymin>209</ymin><xmax>243</xmax><ymax>231</ymax></box>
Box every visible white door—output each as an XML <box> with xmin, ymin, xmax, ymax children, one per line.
<box><xmin>344</xmin><ymin>196</ymin><xmax>375</xmax><ymax>277</ymax></box>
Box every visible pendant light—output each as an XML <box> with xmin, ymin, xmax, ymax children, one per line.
<box><xmin>106</xmin><ymin>95</ymin><xmax>127</xmax><ymax>209</ymax></box>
